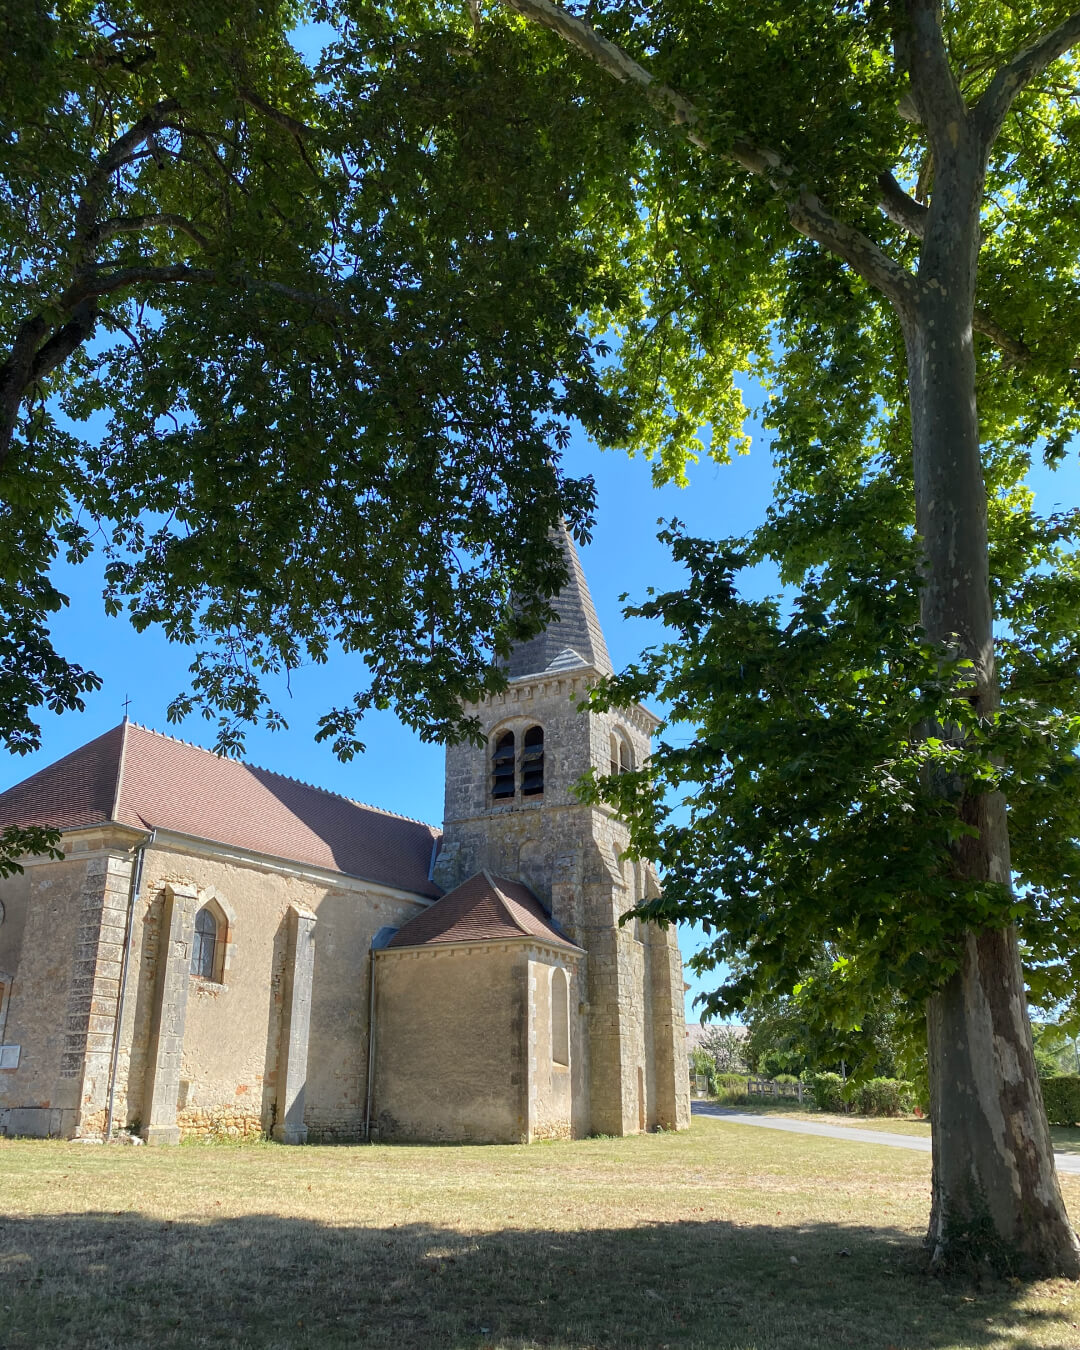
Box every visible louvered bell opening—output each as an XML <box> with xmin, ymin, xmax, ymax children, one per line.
<box><xmin>521</xmin><ymin>726</ymin><xmax>544</xmax><ymax>796</ymax></box>
<box><xmin>492</xmin><ymin>731</ymin><xmax>515</xmax><ymax>800</ymax></box>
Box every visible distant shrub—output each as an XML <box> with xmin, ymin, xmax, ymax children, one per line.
<box><xmin>807</xmin><ymin>1072</ymin><xmax>846</xmax><ymax>1112</ymax></box>
<box><xmin>774</xmin><ymin>1074</ymin><xmax>799</xmax><ymax>1085</ymax></box>
<box><xmin>1042</xmin><ymin>1076</ymin><xmax>1080</xmax><ymax>1127</ymax></box>
<box><xmin>689</xmin><ymin>1048</ymin><xmax>717</xmax><ymax>1095</ymax></box>
<box><xmin>712</xmin><ymin>1073</ymin><xmax>751</xmax><ymax>1103</ymax></box>
<box><xmin>805</xmin><ymin>1073</ymin><xmax>914</xmax><ymax>1115</ymax></box>
<box><xmin>855</xmin><ymin>1078</ymin><xmax>915</xmax><ymax>1117</ymax></box>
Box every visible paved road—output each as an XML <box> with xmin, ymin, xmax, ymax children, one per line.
<box><xmin>691</xmin><ymin>1101</ymin><xmax>1080</xmax><ymax>1175</ymax></box>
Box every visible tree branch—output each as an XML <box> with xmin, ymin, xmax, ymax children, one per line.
<box><xmin>89</xmin><ymin>213</ymin><xmax>211</xmax><ymax>251</ymax></box>
<box><xmin>972</xmin><ymin>308</ymin><xmax>1080</xmax><ymax>371</ymax></box>
<box><xmin>974</xmin><ymin>8</ymin><xmax>1080</xmax><ymax>151</ymax></box>
<box><xmin>237</xmin><ymin>88</ymin><xmax>313</xmax><ymax>140</ymax></box>
<box><xmin>878</xmin><ymin>170</ymin><xmax>929</xmax><ymax>239</ymax></box>
<box><xmin>499</xmin><ymin>0</ymin><xmax>916</xmax><ymax>309</ymax></box>
<box><xmin>71</xmin><ymin>100</ymin><xmax>181</xmax><ymax>258</ymax></box>
<box><xmin>26</xmin><ymin>302</ymin><xmax>99</xmax><ymax>384</ymax></box>
<box><xmin>900</xmin><ymin>0</ymin><xmax>968</xmax><ymax>153</ymax></box>
<box><xmin>972</xmin><ymin>308</ymin><xmax>1031</xmax><ymax>364</ymax></box>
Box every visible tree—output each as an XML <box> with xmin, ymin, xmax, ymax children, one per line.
<box><xmin>0</xmin><ymin>0</ymin><xmax>630</xmax><ymax>809</ymax></box>
<box><xmin>739</xmin><ymin>956</ymin><xmax>916</xmax><ymax>1082</ymax></box>
<box><xmin>698</xmin><ymin>1022</ymin><xmax>747</xmax><ymax>1075</ymax></box>
<box><xmin>413</xmin><ymin>0</ymin><xmax>1080</xmax><ymax>1273</ymax></box>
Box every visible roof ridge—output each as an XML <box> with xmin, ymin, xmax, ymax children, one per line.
<box><xmin>110</xmin><ymin>719</ymin><xmax>129</xmax><ymax>823</ymax></box>
<box><xmin>485</xmin><ymin>870</ymin><xmax>533</xmax><ymax>938</ymax></box>
<box><xmin>126</xmin><ymin>722</ymin><xmax>440</xmax><ymax>832</ymax></box>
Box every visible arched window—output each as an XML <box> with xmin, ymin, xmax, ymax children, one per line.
<box><xmin>492</xmin><ymin>730</ymin><xmax>516</xmax><ymax>800</ymax></box>
<box><xmin>521</xmin><ymin>725</ymin><xmax>544</xmax><ymax>796</ymax></box>
<box><xmin>191</xmin><ymin>906</ymin><xmax>223</xmax><ymax>981</ymax></box>
<box><xmin>610</xmin><ymin>732</ymin><xmax>633</xmax><ymax>775</ymax></box>
<box><xmin>551</xmin><ymin>967</ymin><xmax>570</xmax><ymax>1067</ymax></box>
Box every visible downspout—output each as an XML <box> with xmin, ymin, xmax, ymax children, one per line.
<box><xmin>364</xmin><ymin>945</ymin><xmax>378</xmax><ymax>1142</ymax></box>
<box><xmin>104</xmin><ymin>827</ymin><xmax>154</xmax><ymax>1139</ymax></box>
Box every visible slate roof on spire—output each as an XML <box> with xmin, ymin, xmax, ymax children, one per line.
<box><xmin>0</xmin><ymin>722</ymin><xmax>441</xmax><ymax>897</ymax></box>
<box><xmin>504</xmin><ymin>524</ymin><xmax>613</xmax><ymax>678</ymax></box>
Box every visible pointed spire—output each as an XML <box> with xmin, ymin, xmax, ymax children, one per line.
<box><xmin>504</xmin><ymin>524</ymin><xmax>613</xmax><ymax>678</ymax></box>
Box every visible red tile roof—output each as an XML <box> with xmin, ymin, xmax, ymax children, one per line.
<box><xmin>0</xmin><ymin>722</ymin><xmax>441</xmax><ymax>897</ymax></box>
<box><xmin>386</xmin><ymin>870</ymin><xmax>580</xmax><ymax>950</ymax></box>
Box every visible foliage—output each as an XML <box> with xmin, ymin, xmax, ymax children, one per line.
<box><xmin>855</xmin><ymin>1078</ymin><xmax>915</xmax><ymax>1117</ymax></box>
<box><xmin>688</xmin><ymin>1047</ymin><xmax>717</xmax><ymax>1094</ymax></box>
<box><xmin>1033</xmin><ymin>1025</ymin><xmax>1080</xmax><ymax>1080</ymax></box>
<box><xmin>740</xmin><ymin>958</ymin><xmax>915</xmax><ymax>1081</ymax></box>
<box><xmin>589</xmin><ymin>466</ymin><xmax>1080</xmax><ymax>1036</ymax></box>
<box><xmin>806</xmin><ymin>1072</ymin><xmax>914</xmax><ymax>1116</ymax></box>
<box><xmin>697</xmin><ymin>1023</ymin><xmax>748</xmax><ymax>1074</ymax></box>
<box><xmin>0</xmin><ymin>1</ymin><xmax>640</xmax><ymax>760</ymax></box>
<box><xmin>1042</xmin><ymin>1078</ymin><xmax>1080</xmax><ymax>1129</ymax></box>
<box><xmin>806</xmin><ymin>1073</ymin><xmax>847</xmax><ymax>1114</ymax></box>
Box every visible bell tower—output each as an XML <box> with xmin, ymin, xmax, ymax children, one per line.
<box><xmin>434</xmin><ymin>527</ymin><xmax>690</xmax><ymax>1136</ymax></box>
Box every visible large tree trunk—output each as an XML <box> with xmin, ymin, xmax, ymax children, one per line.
<box><xmin>904</xmin><ymin>191</ymin><xmax>1080</xmax><ymax>1273</ymax></box>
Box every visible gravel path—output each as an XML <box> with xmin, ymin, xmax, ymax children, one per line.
<box><xmin>691</xmin><ymin>1100</ymin><xmax>1080</xmax><ymax>1175</ymax></box>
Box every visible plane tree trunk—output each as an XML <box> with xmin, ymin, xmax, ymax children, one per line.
<box><xmin>902</xmin><ymin>137</ymin><xmax>1080</xmax><ymax>1275</ymax></box>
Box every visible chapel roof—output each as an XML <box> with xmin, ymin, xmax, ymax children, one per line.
<box><xmin>502</xmin><ymin>524</ymin><xmax>613</xmax><ymax>679</ymax></box>
<box><xmin>385</xmin><ymin>870</ymin><xmax>581</xmax><ymax>951</ymax></box>
<box><xmin>0</xmin><ymin>721</ymin><xmax>441</xmax><ymax>898</ymax></box>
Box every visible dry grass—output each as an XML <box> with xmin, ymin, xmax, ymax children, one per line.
<box><xmin>2</xmin><ymin>1119</ymin><xmax>1080</xmax><ymax>1349</ymax></box>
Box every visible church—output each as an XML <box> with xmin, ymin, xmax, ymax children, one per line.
<box><xmin>0</xmin><ymin>532</ymin><xmax>689</xmax><ymax>1144</ymax></box>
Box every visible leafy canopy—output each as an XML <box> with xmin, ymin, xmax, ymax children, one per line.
<box><xmin>0</xmin><ymin>0</ymin><xmax>648</xmax><ymax>780</ymax></box>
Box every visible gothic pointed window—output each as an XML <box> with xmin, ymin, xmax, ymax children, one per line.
<box><xmin>191</xmin><ymin>905</ymin><xmax>223</xmax><ymax>981</ymax></box>
<box><xmin>492</xmin><ymin>730</ymin><xmax>516</xmax><ymax>800</ymax></box>
<box><xmin>522</xmin><ymin>725</ymin><xmax>545</xmax><ymax>796</ymax></box>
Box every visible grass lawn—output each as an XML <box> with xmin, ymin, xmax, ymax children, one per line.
<box><xmin>3</xmin><ymin>1119</ymin><xmax>1080</xmax><ymax>1349</ymax></box>
<box><xmin>705</xmin><ymin>1098</ymin><xmax>1080</xmax><ymax>1153</ymax></box>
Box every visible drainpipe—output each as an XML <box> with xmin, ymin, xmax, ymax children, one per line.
<box><xmin>104</xmin><ymin>828</ymin><xmax>155</xmax><ymax>1140</ymax></box>
<box><xmin>364</xmin><ymin>945</ymin><xmax>378</xmax><ymax>1142</ymax></box>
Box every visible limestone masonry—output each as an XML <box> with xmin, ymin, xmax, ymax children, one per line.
<box><xmin>0</xmin><ymin>530</ymin><xmax>689</xmax><ymax>1143</ymax></box>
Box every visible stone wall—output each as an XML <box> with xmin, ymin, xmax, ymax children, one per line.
<box><xmin>372</xmin><ymin>941</ymin><xmax>529</xmax><ymax>1143</ymax></box>
<box><xmin>1</xmin><ymin>829</ymin><xmax>431</xmax><ymax>1141</ymax></box>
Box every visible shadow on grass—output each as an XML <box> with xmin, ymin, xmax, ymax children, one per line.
<box><xmin>0</xmin><ymin>1212</ymin><xmax>1074</xmax><ymax>1350</ymax></box>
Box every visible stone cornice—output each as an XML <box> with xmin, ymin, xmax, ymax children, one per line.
<box><xmin>464</xmin><ymin>664</ymin><xmax>662</xmax><ymax>734</ymax></box>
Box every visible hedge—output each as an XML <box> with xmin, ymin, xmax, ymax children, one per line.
<box><xmin>1043</xmin><ymin>1076</ymin><xmax>1080</xmax><ymax>1127</ymax></box>
<box><xmin>805</xmin><ymin>1072</ymin><xmax>915</xmax><ymax>1116</ymax></box>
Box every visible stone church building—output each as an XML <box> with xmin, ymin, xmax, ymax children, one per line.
<box><xmin>0</xmin><ymin>535</ymin><xmax>689</xmax><ymax>1144</ymax></box>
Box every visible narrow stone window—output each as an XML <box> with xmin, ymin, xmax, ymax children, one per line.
<box><xmin>492</xmin><ymin>730</ymin><xmax>516</xmax><ymax>800</ymax></box>
<box><xmin>551</xmin><ymin>967</ymin><xmax>570</xmax><ymax>1067</ymax></box>
<box><xmin>610</xmin><ymin>732</ymin><xmax>633</xmax><ymax>775</ymax></box>
<box><xmin>521</xmin><ymin>725</ymin><xmax>544</xmax><ymax>796</ymax></box>
<box><xmin>191</xmin><ymin>905</ymin><xmax>224</xmax><ymax>982</ymax></box>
